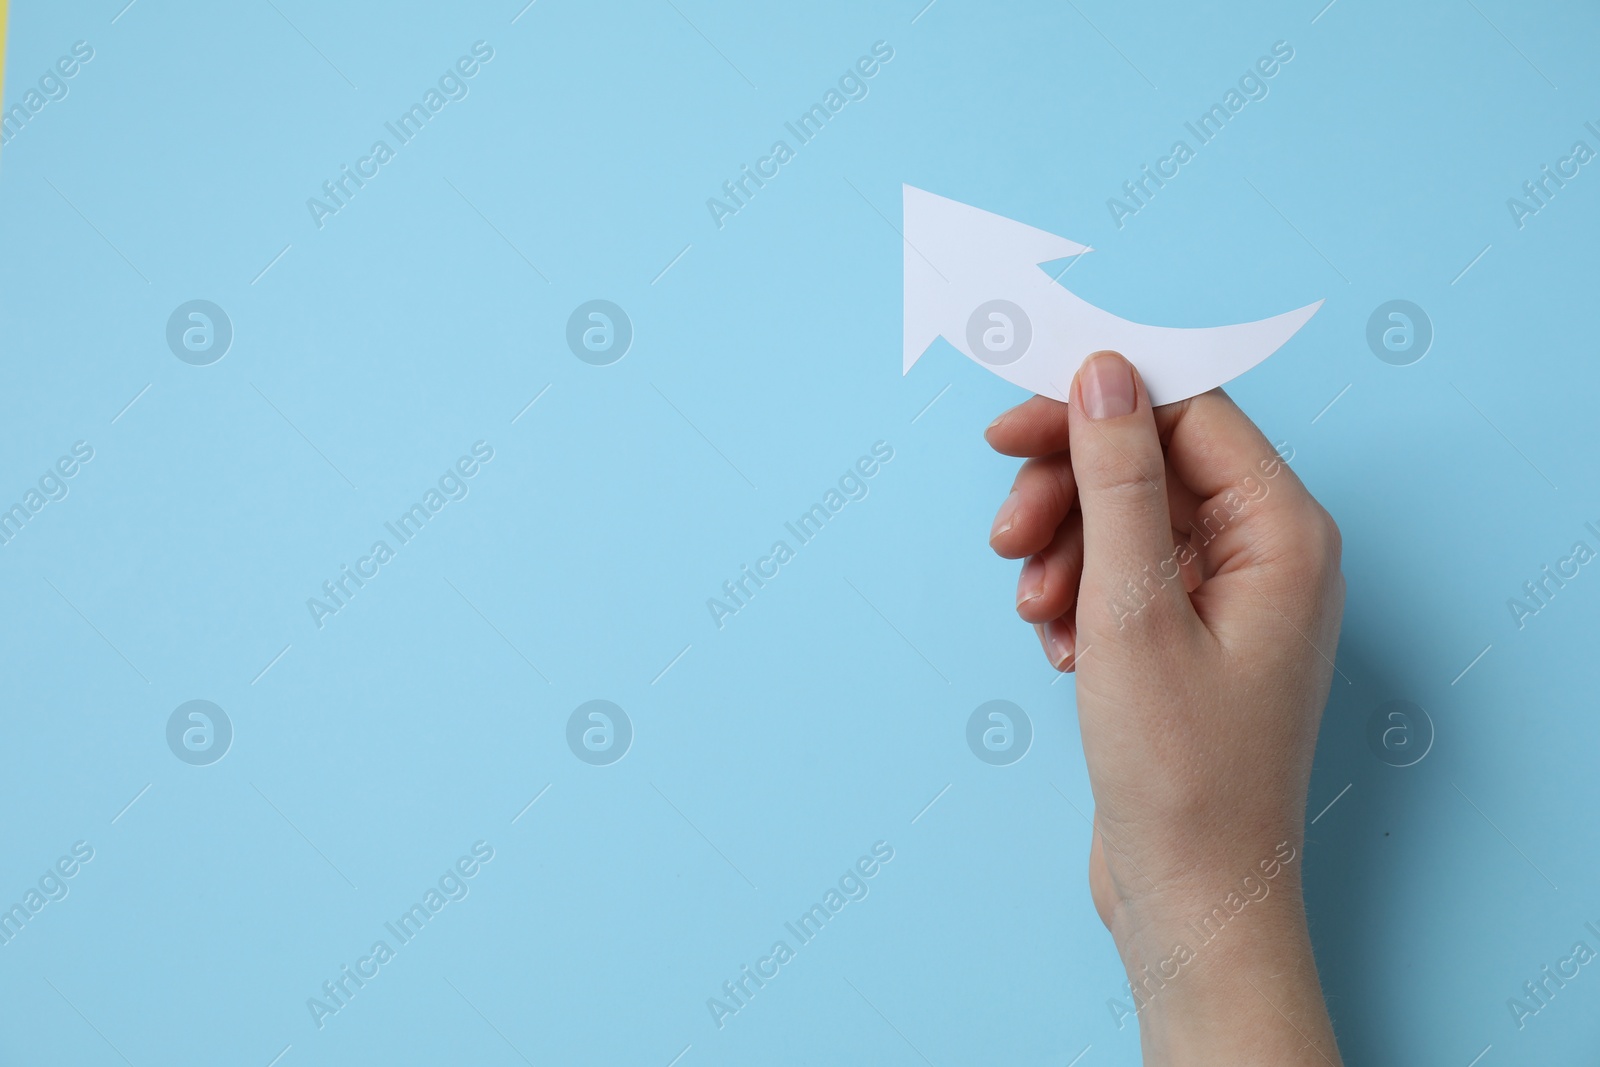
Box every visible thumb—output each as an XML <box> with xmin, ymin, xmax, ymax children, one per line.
<box><xmin>1067</xmin><ymin>352</ymin><xmax>1194</xmax><ymax>635</ymax></box>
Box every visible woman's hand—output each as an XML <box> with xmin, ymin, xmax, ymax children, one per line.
<box><xmin>986</xmin><ymin>351</ymin><xmax>1346</xmax><ymax>1066</ymax></box>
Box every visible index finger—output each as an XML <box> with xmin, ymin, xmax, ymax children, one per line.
<box><xmin>983</xmin><ymin>394</ymin><xmax>1073</xmax><ymax>457</ymax></box>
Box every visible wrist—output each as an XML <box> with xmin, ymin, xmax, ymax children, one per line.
<box><xmin>1100</xmin><ymin>832</ymin><xmax>1304</xmax><ymax>955</ymax></box>
<box><xmin>1103</xmin><ymin>850</ymin><xmax>1342</xmax><ymax>1065</ymax></box>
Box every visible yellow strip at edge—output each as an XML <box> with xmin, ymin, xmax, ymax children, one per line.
<box><xmin>0</xmin><ymin>0</ymin><xmax>9</xmax><ymax>119</ymax></box>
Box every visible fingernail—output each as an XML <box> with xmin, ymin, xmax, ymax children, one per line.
<box><xmin>1045</xmin><ymin>618</ymin><xmax>1074</xmax><ymax>669</ymax></box>
<box><xmin>1078</xmin><ymin>352</ymin><xmax>1136</xmax><ymax>420</ymax></box>
<box><xmin>990</xmin><ymin>491</ymin><xmax>1020</xmax><ymax>541</ymax></box>
<box><xmin>1016</xmin><ymin>556</ymin><xmax>1045</xmax><ymax>608</ymax></box>
<box><xmin>984</xmin><ymin>412</ymin><xmax>1008</xmax><ymax>439</ymax></box>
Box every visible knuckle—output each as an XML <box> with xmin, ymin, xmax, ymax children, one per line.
<box><xmin>1078</xmin><ymin>449</ymin><xmax>1161</xmax><ymax>503</ymax></box>
<box><xmin>1275</xmin><ymin>502</ymin><xmax>1340</xmax><ymax>573</ymax></box>
<box><xmin>1320</xmin><ymin>508</ymin><xmax>1344</xmax><ymax>565</ymax></box>
<box><xmin>1019</xmin><ymin>456</ymin><xmax>1073</xmax><ymax>516</ymax></box>
<box><xmin>1300</xmin><ymin>505</ymin><xmax>1342</xmax><ymax>567</ymax></box>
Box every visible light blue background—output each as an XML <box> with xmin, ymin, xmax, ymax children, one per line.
<box><xmin>2</xmin><ymin>1</ymin><xmax>1597</xmax><ymax>1064</ymax></box>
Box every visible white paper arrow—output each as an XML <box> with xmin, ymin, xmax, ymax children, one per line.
<box><xmin>902</xmin><ymin>184</ymin><xmax>1321</xmax><ymax>407</ymax></box>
